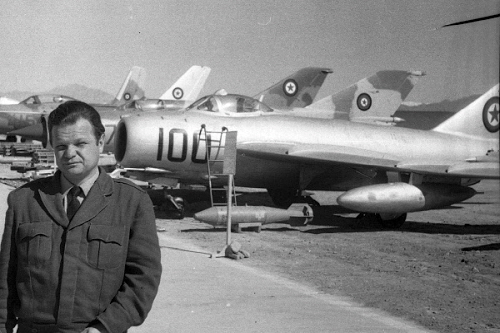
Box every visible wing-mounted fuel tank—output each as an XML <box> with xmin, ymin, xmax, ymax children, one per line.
<box><xmin>337</xmin><ymin>182</ymin><xmax>477</xmax><ymax>214</ymax></box>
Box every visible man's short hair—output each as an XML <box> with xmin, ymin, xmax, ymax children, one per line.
<box><xmin>48</xmin><ymin>100</ymin><xmax>105</xmax><ymax>145</ymax></box>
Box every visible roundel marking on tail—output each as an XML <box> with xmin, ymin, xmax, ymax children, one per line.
<box><xmin>173</xmin><ymin>87</ymin><xmax>184</xmax><ymax>100</ymax></box>
<box><xmin>357</xmin><ymin>93</ymin><xmax>372</xmax><ymax>111</ymax></box>
<box><xmin>483</xmin><ymin>96</ymin><xmax>499</xmax><ymax>133</ymax></box>
<box><xmin>283</xmin><ymin>79</ymin><xmax>298</xmax><ymax>97</ymax></box>
<box><xmin>124</xmin><ymin>92</ymin><xmax>132</xmax><ymax>101</ymax></box>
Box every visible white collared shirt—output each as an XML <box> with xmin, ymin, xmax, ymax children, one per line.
<box><xmin>61</xmin><ymin>169</ymin><xmax>100</xmax><ymax>213</ymax></box>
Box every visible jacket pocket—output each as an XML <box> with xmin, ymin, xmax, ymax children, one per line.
<box><xmin>17</xmin><ymin>222</ymin><xmax>52</xmax><ymax>264</ymax></box>
<box><xmin>87</xmin><ymin>224</ymin><xmax>125</xmax><ymax>269</ymax></box>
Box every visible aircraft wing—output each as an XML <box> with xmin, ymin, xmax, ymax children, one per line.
<box><xmin>238</xmin><ymin>142</ymin><xmax>499</xmax><ymax>179</ymax></box>
<box><xmin>238</xmin><ymin>142</ymin><xmax>399</xmax><ymax>167</ymax></box>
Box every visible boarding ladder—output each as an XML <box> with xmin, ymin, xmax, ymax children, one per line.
<box><xmin>198</xmin><ymin>125</ymin><xmax>237</xmax><ymax>207</ymax></box>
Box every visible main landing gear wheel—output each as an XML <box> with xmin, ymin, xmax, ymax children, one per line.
<box><xmin>375</xmin><ymin>213</ymin><xmax>407</xmax><ymax>229</ymax></box>
<box><xmin>175</xmin><ymin>201</ymin><xmax>185</xmax><ymax>219</ymax></box>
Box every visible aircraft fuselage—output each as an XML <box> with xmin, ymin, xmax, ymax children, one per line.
<box><xmin>115</xmin><ymin>110</ymin><xmax>497</xmax><ymax>191</ymax></box>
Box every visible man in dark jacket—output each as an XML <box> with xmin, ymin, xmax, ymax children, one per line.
<box><xmin>0</xmin><ymin>101</ymin><xmax>162</xmax><ymax>333</ymax></box>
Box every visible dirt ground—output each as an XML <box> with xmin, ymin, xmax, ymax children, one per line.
<box><xmin>1</xmin><ymin>165</ymin><xmax>498</xmax><ymax>333</ymax></box>
<box><xmin>155</xmin><ymin>180</ymin><xmax>500</xmax><ymax>333</ymax></box>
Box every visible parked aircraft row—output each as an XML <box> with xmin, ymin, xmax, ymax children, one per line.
<box><xmin>2</xmin><ymin>65</ymin><xmax>425</xmax><ymax>149</ymax></box>
<box><xmin>1</xmin><ymin>61</ymin><xmax>498</xmax><ymax>228</ymax></box>
<box><xmin>115</xmin><ymin>83</ymin><xmax>499</xmax><ymax>227</ymax></box>
<box><xmin>0</xmin><ymin>65</ymin><xmax>210</xmax><ymax>142</ymax></box>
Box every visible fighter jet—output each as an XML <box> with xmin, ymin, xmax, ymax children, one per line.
<box><xmin>0</xmin><ymin>66</ymin><xmax>147</xmax><ymax>141</ymax></box>
<box><xmin>119</xmin><ymin>65</ymin><xmax>326</xmax><ymax>115</ymax></box>
<box><xmin>8</xmin><ymin>68</ymin><xmax>427</xmax><ymax>159</ymax></box>
<box><xmin>279</xmin><ymin>70</ymin><xmax>425</xmax><ymax>125</ymax></box>
<box><xmin>5</xmin><ymin>65</ymin><xmax>212</xmax><ymax>143</ymax></box>
<box><xmin>107</xmin><ymin>66</ymin><xmax>147</xmax><ymax>106</ymax></box>
<box><xmin>149</xmin><ymin>68</ymin><xmax>422</xmax><ymax>123</ymax></box>
<box><xmin>0</xmin><ymin>94</ymin><xmax>77</xmax><ymax>141</ymax></box>
<box><xmin>117</xmin><ymin>65</ymin><xmax>211</xmax><ymax>111</ymax></box>
<box><xmin>11</xmin><ymin>66</ymin><xmax>330</xmax><ymax>147</ymax></box>
<box><xmin>114</xmin><ymin>84</ymin><xmax>499</xmax><ymax>228</ymax></box>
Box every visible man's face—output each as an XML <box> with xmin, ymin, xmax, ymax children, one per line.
<box><xmin>52</xmin><ymin>118</ymin><xmax>104</xmax><ymax>184</ymax></box>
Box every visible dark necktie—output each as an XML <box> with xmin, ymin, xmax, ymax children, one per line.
<box><xmin>67</xmin><ymin>186</ymin><xmax>82</xmax><ymax>221</ymax></box>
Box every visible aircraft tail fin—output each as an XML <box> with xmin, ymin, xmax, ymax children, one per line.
<box><xmin>432</xmin><ymin>84</ymin><xmax>499</xmax><ymax>141</ymax></box>
<box><xmin>253</xmin><ymin>67</ymin><xmax>332</xmax><ymax>109</ymax></box>
<box><xmin>110</xmin><ymin>66</ymin><xmax>147</xmax><ymax>106</ymax></box>
<box><xmin>309</xmin><ymin>70</ymin><xmax>425</xmax><ymax>124</ymax></box>
<box><xmin>159</xmin><ymin>65</ymin><xmax>211</xmax><ymax>101</ymax></box>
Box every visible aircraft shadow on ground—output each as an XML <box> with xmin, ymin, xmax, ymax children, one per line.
<box><xmin>458</xmin><ymin>202</ymin><xmax>498</xmax><ymax>205</ymax></box>
<box><xmin>303</xmin><ymin>205</ymin><xmax>500</xmax><ymax>235</ymax></box>
<box><xmin>461</xmin><ymin>243</ymin><xmax>500</xmax><ymax>251</ymax></box>
<box><xmin>180</xmin><ymin>227</ymin><xmax>226</xmax><ymax>233</ymax></box>
<box><xmin>179</xmin><ymin>226</ymin><xmax>300</xmax><ymax>234</ymax></box>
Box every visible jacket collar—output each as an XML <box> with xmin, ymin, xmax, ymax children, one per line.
<box><xmin>38</xmin><ymin>167</ymin><xmax>113</xmax><ymax>229</ymax></box>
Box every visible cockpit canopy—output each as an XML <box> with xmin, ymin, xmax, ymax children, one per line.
<box><xmin>186</xmin><ymin>94</ymin><xmax>273</xmax><ymax>116</ymax></box>
<box><xmin>121</xmin><ymin>99</ymin><xmax>185</xmax><ymax>111</ymax></box>
<box><xmin>20</xmin><ymin>94</ymin><xmax>76</xmax><ymax>105</ymax></box>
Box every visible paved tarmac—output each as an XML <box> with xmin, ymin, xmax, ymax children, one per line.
<box><xmin>0</xmin><ymin>166</ymin><xmax>432</xmax><ymax>332</ymax></box>
<box><xmin>133</xmin><ymin>233</ymin><xmax>432</xmax><ymax>333</ymax></box>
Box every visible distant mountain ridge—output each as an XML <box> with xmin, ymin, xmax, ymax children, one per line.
<box><xmin>0</xmin><ymin>84</ymin><xmax>114</xmax><ymax>104</ymax></box>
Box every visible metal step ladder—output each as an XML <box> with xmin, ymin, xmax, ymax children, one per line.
<box><xmin>198</xmin><ymin>125</ymin><xmax>237</xmax><ymax>207</ymax></box>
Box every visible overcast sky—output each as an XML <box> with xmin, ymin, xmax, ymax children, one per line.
<box><xmin>1</xmin><ymin>0</ymin><xmax>498</xmax><ymax>103</ymax></box>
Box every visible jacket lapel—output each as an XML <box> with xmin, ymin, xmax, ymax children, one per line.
<box><xmin>69</xmin><ymin>169</ymin><xmax>113</xmax><ymax>230</ymax></box>
<box><xmin>38</xmin><ymin>171</ymin><xmax>69</xmax><ymax>228</ymax></box>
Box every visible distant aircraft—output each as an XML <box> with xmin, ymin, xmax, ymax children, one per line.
<box><xmin>118</xmin><ymin>65</ymin><xmax>211</xmax><ymax>111</ymax></box>
<box><xmin>0</xmin><ymin>94</ymin><xmax>77</xmax><ymax>142</ymax></box>
<box><xmin>145</xmin><ymin>68</ymin><xmax>423</xmax><ymax>124</ymax></box>
<box><xmin>107</xmin><ymin>66</ymin><xmax>147</xmax><ymax>106</ymax></box>
<box><xmin>114</xmin><ymin>84</ymin><xmax>499</xmax><ymax>228</ymax></box>
<box><xmin>11</xmin><ymin>66</ymin><xmax>330</xmax><ymax>147</ymax></box>
<box><xmin>0</xmin><ymin>66</ymin><xmax>147</xmax><ymax>141</ymax></box>
<box><xmin>4</xmin><ymin>65</ymin><xmax>212</xmax><ymax>143</ymax></box>
<box><xmin>283</xmin><ymin>70</ymin><xmax>425</xmax><ymax>125</ymax></box>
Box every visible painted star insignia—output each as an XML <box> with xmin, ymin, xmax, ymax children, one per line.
<box><xmin>489</xmin><ymin>104</ymin><xmax>499</xmax><ymax>123</ymax></box>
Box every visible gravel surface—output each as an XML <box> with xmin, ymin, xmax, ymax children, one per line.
<box><xmin>2</xmin><ymin>163</ymin><xmax>499</xmax><ymax>332</ymax></box>
<box><xmin>156</xmin><ymin>180</ymin><xmax>500</xmax><ymax>333</ymax></box>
